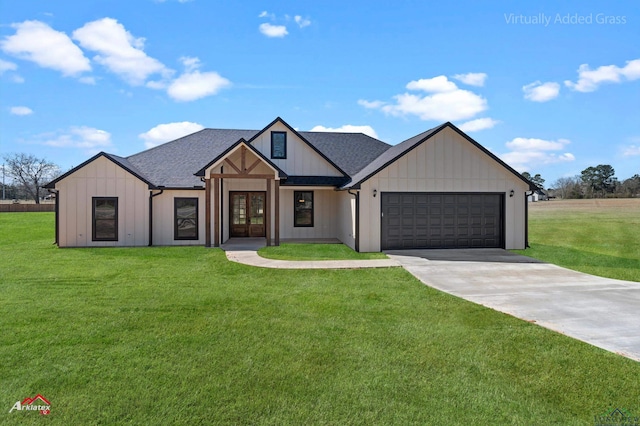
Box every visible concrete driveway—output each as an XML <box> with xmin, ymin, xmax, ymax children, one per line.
<box><xmin>385</xmin><ymin>249</ymin><xmax>640</xmax><ymax>362</ymax></box>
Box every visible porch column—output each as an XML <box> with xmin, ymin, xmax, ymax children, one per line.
<box><xmin>265</xmin><ymin>178</ymin><xmax>271</xmax><ymax>246</ymax></box>
<box><xmin>213</xmin><ymin>177</ymin><xmax>220</xmax><ymax>247</ymax></box>
<box><xmin>274</xmin><ymin>179</ymin><xmax>280</xmax><ymax>246</ymax></box>
<box><xmin>205</xmin><ymin>177</ymin><xmax>211</xmax><ymax>247</ymax></box>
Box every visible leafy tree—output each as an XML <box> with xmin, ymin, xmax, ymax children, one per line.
<box><xmin>3</xmin><ymin>153</ymin><xmax>60</xmax><ymax>204</ymax></box>
<box><xmin>522</xmin><ymin>172</ymin><xmax>545</xmax><ymax>190</ymax></box>
<box><xmin>580</xmin><ymin>165</ymin><xmax>616</xmax><ymax>198</ymax></box>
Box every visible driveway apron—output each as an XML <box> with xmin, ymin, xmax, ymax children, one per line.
<box><xmin>386</xmin><ymin>249</ymin><xmax>640</xmax><ymax>362</ymax></box>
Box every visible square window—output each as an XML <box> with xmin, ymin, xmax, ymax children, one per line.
<box><xmin>271</xmin><ymin>132</ymin><xmax>287</xmax><ymax>159</ymax></box>
<box><xmin>174</xmin><ymin>198</ymin><xmax>199</xmax><ymax>240</ymax></box>
<box><xmin>294</xmin><ymin>191</ymin><xmax>313</xmax><ymax>227</ymax></box>
<box><xmin>92</xmin><ymin>197</ymin><xmax>118</xmax><ymax>241</ymax></box>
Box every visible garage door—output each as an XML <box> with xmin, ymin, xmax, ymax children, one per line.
<box><xmin>381</xmin><ymin>192</ymin><xmax>503</xmax><ymax>250</ymax></box>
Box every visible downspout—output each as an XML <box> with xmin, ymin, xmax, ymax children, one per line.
<box><xmin>220</xmin><ymin>166</ymin><xmax>224</xmax><ymax>244</ymax></box>
<box><xmin>48</xmin><ymin>188</ymin><xmax>59</xmax><ymax>245</ymax></box>
<box><xmin>347</xmin><ymin>189</ymin><xmax>360</xmax><ymax>252</ymax></box>
<box><xmin>524</xmin><ymin>190</ymin><xmax>531</xmax><ymax>248</ymax></box>
<box><xmin>149</xmin><ymin>188</ymin><xmax>164</xmax><ymax>246</ymax></box>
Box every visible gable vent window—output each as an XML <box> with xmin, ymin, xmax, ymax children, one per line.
<box><xmin>92</xmin><ymin>197</ymin><xmax>118</xmax><ymax>241</ymax></box>
<box><xmin>174</xmin><ymin>198</ymin><xmax>199</xmax><ymax>240</ymax></box>
<box><xmin>271</xmin><ymin>131</ymin><xmax>287</xmax><ymax>159</ymax></box>
<box><xmin>294</xmin><ymin>191</ymin><xmax>314</xmax><ymax>227</ymax></box>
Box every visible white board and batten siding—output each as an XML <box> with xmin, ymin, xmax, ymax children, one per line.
<box><xmin>151</xmin><ymin>190</ymin><xmax>206</xmax><ymax>246</ymax></box>
<box><xmin>358</xmin><ymin>127</ymin><xmax>529</xmax><ymax>252</ymax></box>
<box><xmin>278</xmin><ymin>188</ymin><xmax>339</xmax><ymax>240</ymax></box>
<box><xmin>249</xmin><ymin>122</ymin><xmax>343</xmax><ymax>176</ymax></box>
<box><xmin>54</xmin><ymin>156</ymin><xmax>149</xmax><ymax>247</ymax></box>
<box><xmin>335</xmin><ymin>190</ymin><xmax>357</xmax><ymax>250</ymax></box>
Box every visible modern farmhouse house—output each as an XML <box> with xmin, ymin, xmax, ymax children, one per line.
<box><xmin>45</xmin><ymin>117</ymin><xmax>535</xmax><ymax>251</ymax></box>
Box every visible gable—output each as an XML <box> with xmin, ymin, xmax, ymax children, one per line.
<box><xmin>345</xmin><ymin>123</ymin><xmax>535</xmax><ymax>190</ymax></box>
<box><xmin>45</xmin><ymin>152</ymin><xmax>152</xmax><ymax>189</ymax></box>
<box><xmin>248</xmin><ymin>119</ymin><xmax>345</xmax><ymax>177</ymax></box>
<box><xmin>198</xmin><ymin>140</ymin><xmax>285</xmax><ymax>178</ymax></box>
<box><xmin>370</xmin><ymin>126</ymin><xmax>529</xmax><ymax>190</ymax></box>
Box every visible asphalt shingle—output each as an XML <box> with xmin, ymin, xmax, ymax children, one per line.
<box><xmin>123</xmin><ymin>128</ymin><xmax>392</xmax><ymax>188</ymax></box>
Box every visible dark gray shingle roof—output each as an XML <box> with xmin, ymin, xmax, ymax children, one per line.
<box><xmin>301</xmin><ymin>132</ymin><xmax>391</xmax><ymax>177</ymax></box>
<box><xmin>123</xmin><ymin>128</ymin><xmax>392</xmax><ymax>188</ymax></box>
<box><xmin>126</xmin><ymin>129</ymin><xmax>258</xmax><ymax>187</ymax></box>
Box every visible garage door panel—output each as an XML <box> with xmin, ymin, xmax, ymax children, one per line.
<box><xmin>381</xmin><ymin>192</ymin><xmax>503</xmax><ymax>249</ymax></box>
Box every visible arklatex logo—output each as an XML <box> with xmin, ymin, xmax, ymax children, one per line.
<box><xmin>9</xmin><ymin>394</ymin><xmax>51</xmax><ymax>415</ymax></box>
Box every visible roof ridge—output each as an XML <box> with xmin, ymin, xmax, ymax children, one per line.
<box><xmin>127</xmin><ymin>128</ymin><xmax>217</xmax><ymax>159</ymax></box>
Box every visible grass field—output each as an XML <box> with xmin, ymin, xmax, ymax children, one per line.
<box><xmin>514</xmin><ymin>198</ymin><xmax>640</xmax><ymax>282</ymax></box>
<box><xmin>1</xmin><ymin>212</ymin><xmax>639</xmax><ymax>424</ymax></box>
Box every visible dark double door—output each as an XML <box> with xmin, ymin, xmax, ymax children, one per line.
<box><xmin>230</xmin><ymin>192</ymin><xmax>266</xmax><ymax>237</ymax></box>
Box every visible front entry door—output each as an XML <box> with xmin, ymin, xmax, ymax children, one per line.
<box><xmin>230</xmin><ymin>192</ymin><xmax>266</xmax><ymax>237</ymax></box>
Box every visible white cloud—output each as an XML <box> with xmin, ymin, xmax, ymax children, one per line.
<box><xmin>523</xmin><ymin>81</ymin><xmax>560</xmax><ymax>102</ymax></box>
<box><xmin>294</xmin><ymin>16</ymin><xmax>311</xmax><ymax>28</ymax></box>
<box><xmin>565</xmin><ymin>59</ymin><xmax>640</xmax><ymax>92</ymax></box>
<box><xmin>259</xmin><ymin>23</ymin><xmax>288</xmax><ymax>38</ymax></box>
<box><xmin>151</xmin><ymin>57</ymin><xmax>230</xmax><ymax>101</ymax></box>
<box><xmin>452</xmin><ymin>72</ymin><xmax>487</xmax><ymax>87</ymax></box>
<box><xmin>458</xmin><ymin>117</ymin><xmax>499</xmax><ymax>132</ymax></box>
<box><xmin>362</xmin><ymin>75</ymin><xmax>488</xmax><ymax>122</ymax></box>
<box><xmin>166</xmin><ymin>57</ymin><xmax>230</xmax><ymax>101</ymax></box>
<box><xmin>10</xmin><ymin>106</ymin><xmax>33</xmax><ymax>116</ymax></box>
<box><xmin>0</xmin><ymin>59</ymin><xmax>17</xmax><ymax>73</ymax></box>
<box><xmin>500</xmin><ymin>137</ymin><xmax>574</xmax><ymax>171</ymax></box>
<box><xmin>258</xmin><ymin>11</ymin><xmax>274</xmax><ymax>19</ymax></box>
<box><xmin>41</xmin><ymin>126</ymin><xmax>112</xmax><ymax>152</ymax></box>
<box><xmin>139</xmin><ymin>121</ymin><xmax>204</xmax><ymax>148</ymax></box>
<box><xmin>406</xmin><ymin>76</ymin><xmax>458</xmax><ymax>92</ymax></box>
<box><xmin>179</xmin><ymin>56</ymin><xmax>200</xmax><ymax>72</ymax></box>
<box><xmin>73</xmin><ymin>18</ymin><xmax>170</xmax><ymax>86</ymax></box>
<box><xmin>358</xmin><ymin>99</ymin><xmax>385</xmax><ymax>109</ymax></box>
<box><xmin>310</xmin><ymin>124</ymin><xmax>378</xmax><ymax>139</ymax></box>
<box><xmin>622</xmin><ymin>145</ymin><xmax>640</xmax><ymax>157</ymax></box>
<box><xmin>505</xmin><ymin>137</ymin><xmax>571</xmax><ymax>151</ymax></box>
<box><xmin>0</xmin><ymin>20</ymin><xmax>91</xmax><ymax>76</ymax></box>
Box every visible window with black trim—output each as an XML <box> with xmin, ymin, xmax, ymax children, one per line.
<box><xmin>92</xmin><ymin>197</ymin><xmax>118</xmax><ymax>241</ymax></box>
<box><xmin>294</xmin><ymin>191</ymin><xmax>313</xmax><ymax>227</ymax></box>
<box><xmin>271</xmin><ymin>131</ymin><xmax>287</xmax><ymax>159</ymax></box>
<box><xmin>174</xmin><ymin>198</ymin><xmax>199</xmax><ymax>240</ymax></box>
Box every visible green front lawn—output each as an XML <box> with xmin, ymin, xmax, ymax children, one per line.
<box><xmin>514</xmin><ymin>199</ymin><xmax>640</xmax><ymax>282</ymax></box>
<box><xmin>258</xmin><ymin>243</ymin><xmax>387</xmax><ymax>260</ymax></box>
<box><xmin>1</xmin><ymin>212</ymin><xmax>639</xmax><ymax>424</ymax></box>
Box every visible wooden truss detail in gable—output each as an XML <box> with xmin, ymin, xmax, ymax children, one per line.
<box><xmin>223</xmin><ymin>146</ymin><xmax>264</xmax><ymax>176</ymax></box>
<box><xmin>215</xmin><ymin>146</ymin><xmax>274</xmax><ymax>179</ymax></box>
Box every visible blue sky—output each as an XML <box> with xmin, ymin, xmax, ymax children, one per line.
<box><xmin>1</xmin><ymin>0</ymin><xmax>638</xmax><ymax>186</ymax></box>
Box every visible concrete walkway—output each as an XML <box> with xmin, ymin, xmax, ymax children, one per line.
<box><xmin>386</xmin><ymin>249</ymin><xmax>640</xmax><ymax>362</ymax></box>
<box><xmin>220</xmin><ymin>238</ymin><xmax>400</xmax><ymax>269</ymax></box>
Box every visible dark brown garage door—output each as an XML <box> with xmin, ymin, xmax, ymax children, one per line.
<box><xmin>381</xmin><ymin>192</ymin><xmax>503</xmax><ymax>250</ymax></box>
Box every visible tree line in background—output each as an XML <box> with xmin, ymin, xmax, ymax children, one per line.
<box><xmin>525</xmin><ymin>165</ymin><xmax>640</xmax><ymax>199</ymax></box>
